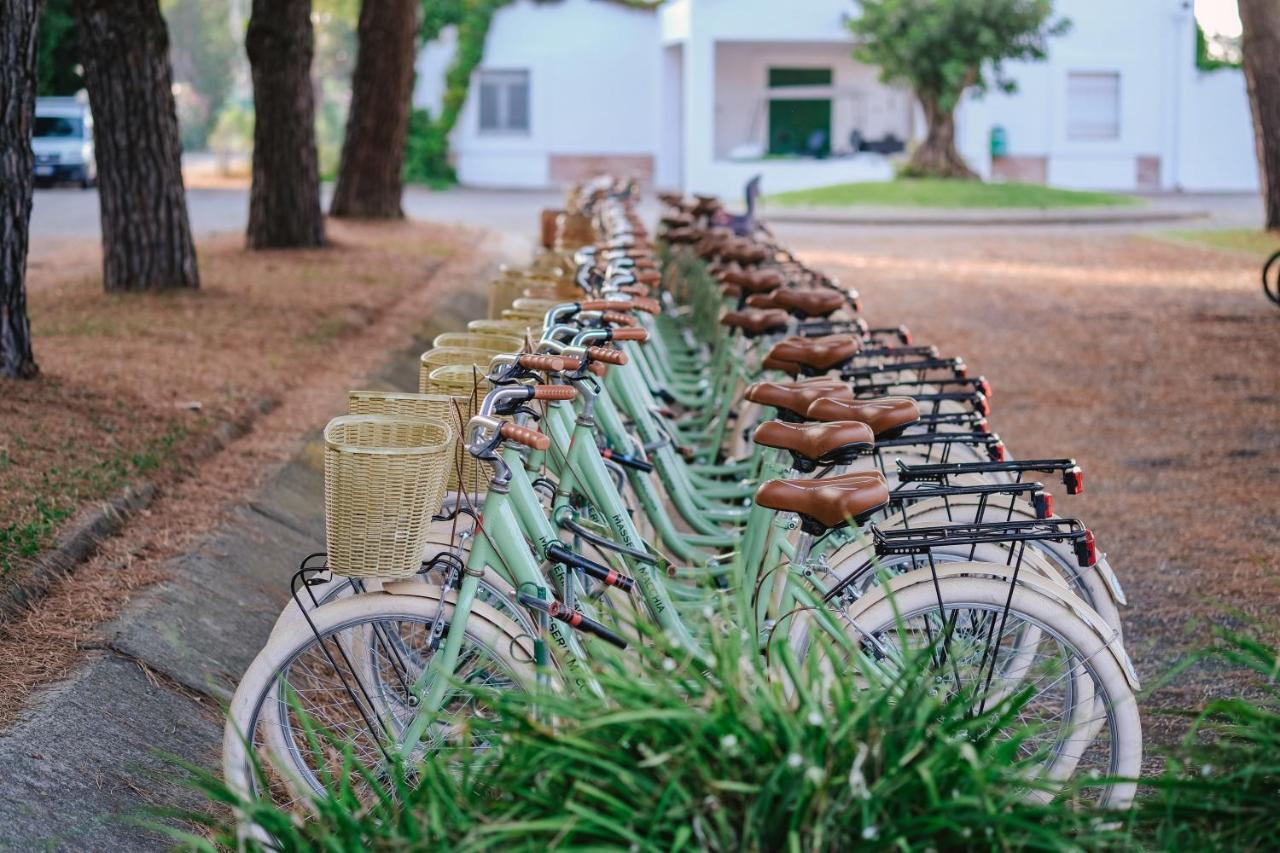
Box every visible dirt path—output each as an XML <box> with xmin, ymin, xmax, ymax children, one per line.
<box><xmin>778</xmin><ymin>225</ymin><xmax>1280</xmax><ymax>724</ymax></box>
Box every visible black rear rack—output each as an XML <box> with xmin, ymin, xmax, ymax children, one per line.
<box><xmin>889</xmin><ymin>480</ymin><xmax>1044</xmax><ymax>508</ymax></box>
<box><xmin>896</xmin><ymin>458</ymin><xmax>1083</xmax><ymax>494</ymax></box>
<box><xmin>873</xmin><ymin>518</ymin><xmax>1095</xmax><ymax>567</ymax></box>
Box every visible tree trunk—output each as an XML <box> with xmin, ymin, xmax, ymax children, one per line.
<box><xmin>906</xmin><ymin>95</ymin><xmax>978</xmax><ymax>180</ymax></box>
<box><xmin>0</xmin><ymin>0</ymin><xmax>41</xmax><ymax>378</ymax></box>
<box><xmin>329</xmin><ymin>0</ymin><xmax>418</xmax><ymax>219</ymax></box>
<box><xmin>245</xmin><ymin>0</ymin><xmax>324</xmax><ymax>248</ymax></box>
<box><xmin>1239</xmin><ymin>0</ymin><xmax>1280</xmax><ymax>231</ymax></box>
<box><xmin>75</xmin><ymin>0</ymin><xmax>200</xmax><ymax>292</ymax></box>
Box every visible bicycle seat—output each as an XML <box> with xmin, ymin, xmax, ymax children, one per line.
<box><xmin>763</xmin><ymin>335</ymin><xmax>860</xmax><ymax>375</ymax></box>
<box><xmin>721</xmin><ymin>308</ymin><xmax>790</xmax><ymax>336</ymax></box>
<box><xmin>805</xmin><ymin>396</ymin><xmax>920</xmax><ymax>438</ymax></box>
<box><xmin>754</xmin><ymin>471</ymin><xmax>890</xmax><ymax>534</ymax></box>
<box><xmin>720</xmin><ymin>268</ymin><xmax>784</xmax><ymax>293</ymax></box>
<box><xmin>753</xmin><ymin>420</ymin><xmax>874</xmax><ymax>472</ymax></box>
<box><xmin>748</xmin><ymin>288</ymin><xmax>847</xmax><ymax>319</ymax></box>
<box><xmin>744</xmin><ymin>379</ymin><xmax>855</xmax><ymax>418</ymax></box>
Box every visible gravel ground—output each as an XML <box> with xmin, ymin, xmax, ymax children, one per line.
<box><xmin>776</xmin><ymin>224</ymin><xmax>1280</xmax><ymax>734</ymax></box>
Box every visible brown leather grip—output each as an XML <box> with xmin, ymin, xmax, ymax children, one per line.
<box><xmin>618</xmin><ymin>284</ymin><xmax>651</xmax><ymax>297</ymax></box>
<box><xmin>531</xmin><ymin>384</ymin><xmax>578</xmax><ymax>401</ymax></box>
<box><xmin>517</xmin><ymin>354</ymin><xmax>568</xmax><ymax>372</ymax></box>
<box><xmin>611</xmin><ymin>327</ymin><xmax>649</xmax><ymax>342</ymax></box>
<box><xmin>500</xmin><ymin>422</ymin><xmax>551</xmax><ymax>451</ymax></box>
<box><xmin>586</xmin><ymin>346</ymin><xmax>628</xmax><ymax>366</ymax></box>
<box><xmin>629</xmin><ymin>297</ymin><xmax>660</xmax><ymax>314</ymax></box>
<box><xmin>600</xmin><ymin>311</ymin><xmax>638</xmax><ymax>327</ymax></box>
<box><xmin>634</xmin><ymin>269</ymin><xmax>661</xmax><ymax>285</ymax></box>
<box><xmin>586</xmin><ymin>361</ymin><xmax>608</xmax><ymax>377</ymax></box>
<box><xmin>578</xmin><ymin>300</ymin><xmax>630</xmax><ymax>312</ymax></box>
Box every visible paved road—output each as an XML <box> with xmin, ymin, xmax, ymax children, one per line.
<box><xmin>29</xmin><ymin>185</ymin><xmax>571</xmax><ymax>263</ymax></box>
<box><xmin>30</xmin><ymin>183</ymin><xmax>1266</xmax><ymax>263</ymax></box>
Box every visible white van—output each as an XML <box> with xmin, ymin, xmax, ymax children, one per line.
<box><xmin>33</xmin><ymin>96</ymin><xmax>96</xmax><ymax>188</ymax></box>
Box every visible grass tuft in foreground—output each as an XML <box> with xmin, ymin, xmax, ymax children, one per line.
<box><xmin>766</xmin><ymin>179</ymin><xmax>1139</xmax><ymax>209</ymax></box>
<box><xmin>166</xmin><ymin>608</ymin><xmax>1123</xmax><ymax>851</ymax></box>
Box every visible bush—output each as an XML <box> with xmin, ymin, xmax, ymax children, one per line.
<box><xmin>1130</xmin><ymin>629</ymin><xmax>1280</xmax><ymax>849</ymax></box>
<box><xmin>169</xmin><ymin>608</ymin><xmax>1123</xmax><ymax>851</ymax></box>
<box><xmin>404</xmin><ymin>108</ymin><xmax>456</xmax><ymax>188</ymax></box>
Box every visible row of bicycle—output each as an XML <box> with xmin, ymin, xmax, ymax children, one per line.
<box><xmin>223</xmin><ymin>176</ymin><xmax>1141</xmax><ymax>830</ymax></box>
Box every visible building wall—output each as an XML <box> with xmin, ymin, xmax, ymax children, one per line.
<box><xmin>712</xmin><ymin>41</ymin><xmax>912</xmax><ymax>159</ymax></box>
<box><xmin>418</xmin><ymin>0</ymin><xmax>1259</xmax><ymax>194</ymax></box>
<box><xmin>413</xmin><ymin>0</ymin><xmax>661</xmax><ymax>189</ymax></box>
<box><xmin>954</xmin><ymin>0</ymin><xmax>1258</xmax><ymax>192</ymax></box>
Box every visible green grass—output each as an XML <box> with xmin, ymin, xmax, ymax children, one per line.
<box><xmin>0</xmin><ymin>423</ymin><xmax>188</xmax><ymax>575</ymax></box>
<box><xmin>1157</xmin><ymin>228</ymin><xmax>1280</xmax><ymax>259</ymax></box>
<box><xmin>766</xmin><ymin>178</ymin><xmax>1140</xmax><ymax>209</ymax></box>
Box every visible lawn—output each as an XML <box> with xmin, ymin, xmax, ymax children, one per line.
<box><xmin>1156</xmin><ymin>228</ymin><xmax>1280</xmax><ymax>258</ymax></box>
<box><xmin>765</xmin><ymin>178</ymin><xmax>1139</xmax><ymax>209</ymax></box>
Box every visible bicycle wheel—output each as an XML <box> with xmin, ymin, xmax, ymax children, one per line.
<box><xmin>824</xmin><ymin>567</ymin><xmax>1141</xmax><ymax>807</ymax></box>
<box><xmin>224</xmin><ymin>589</ymin><xmax>536</xmax><ymax>813</ymax></box>
<box><xmin>1263</xmin><ymin>250</ymin><xmax>1280</xmax><ymax>307</ymax></box>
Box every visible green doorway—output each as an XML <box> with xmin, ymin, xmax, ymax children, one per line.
<box><xmin>768</xmin><ymin>98</ymin><xmax>831</xmax><ymax>157</ymax></box>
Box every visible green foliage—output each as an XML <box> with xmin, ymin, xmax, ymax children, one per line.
<box><xmin>167</xmin><ymin>611</ymin><xmax>1123</xmax><ymax>850</ymax></box>
<box><xmin>1130</xmin><ymin>629</ymin><xmax>1280</xmax><ymax>849</ymax></box>
<box><xmin>766</xmin><ymin>178</ymin><xmax>1138</xmax><ymax>209</ymax></box>
<box><xmin>36</xmin><ymin>0</ymin><xmax>82</xmax><ymax>96</ymax></box>
<box><xmin>162</xmin><ymin>0</ymin><xmax>239</xmax><ymax>150</ymax></box>
<box><xmin>1195</xmin><ymin>22</ymin><xmax>1242</xmax><ymax>72</ymax></box>
<box><xmin>847</xmin><ymin>0</ymin><xmax>1070</xmax><ymax>114</ymax></box>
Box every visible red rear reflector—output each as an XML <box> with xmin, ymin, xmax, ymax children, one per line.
<box><xmin>899</xmin><ymin>325</ymin><xmax>913</xmax><ymax>345</ymax></box>
<box><xmin>988</xmin><ymin>440</ymin><xmax>1006</xmax><ymax>462</ymax></box>
<box><xmin>955</xmin><ymin>361</ymin><xmax>968</xmax><ymax>378</ymax></box>
<box><xmin>1064</xmin><ymin>466</ymin><xmax>1084</xmax><ymax>495</ymax></box>
<box><xmin>1074</xmin><ymin>529</ymin><xmax>1097</xmax><ymax>567</ymax></box>
<box><xmin>976</xmin><ymin>418</ymin><xmax>990</xmax><ymax>434</ymax></box>
<box><xmin>1032</xmin><ymin>492</ymin><xmax>1054</xmax><ymax>519</ymax></box>
<box><xmin>978</xmin><ymin>377</ymin><xmax>992</xmax><ymax>398</ymax></box>
<box><xmin>977</xmin><ymin>395</ymin><xmax>991</xmax><ymax>417</ymax></box>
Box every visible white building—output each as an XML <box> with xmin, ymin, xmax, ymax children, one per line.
<box><xmin>415</xmin><ymin>0</ymin><xmax>1260</xmax><ymax>198</ymax></box>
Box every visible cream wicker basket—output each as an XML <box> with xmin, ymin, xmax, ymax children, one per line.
<box><xmin>323</xmin><ymin>414</ymin><xmax>453</xmax><ymax>579</ymax></box>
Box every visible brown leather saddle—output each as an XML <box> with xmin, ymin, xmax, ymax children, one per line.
<box><xmin>753</xmin><ymin>420</ymin><xmax>874</xmax><ymax>472</ymax></box>
<box><xmin>721</xmin><ymin>308</ymin><xmax>791</xmax><ymax>337</ymax></box>
<box><xmin>744</xmin><ymin>380</ymin><xmax>855</xmax><ymax>419</ymax></box>
<box><xmin>805</xmin><ymin>396</ymin><xmax>920</xmax><ymax>438</ymax></box>
<box><xmin>747</xmin><ymin>288</ymin><xmax>847</xmax><ymax>319</ymax></box>
<box><xmin>762</xmin><ymin>334</ymin><xmax>861</xmax><ymax>376</ymax></box>
<box><xmin>755</xmin><ymin>471</ymin><xmax>890</xmax><ymax>534</ymax></box>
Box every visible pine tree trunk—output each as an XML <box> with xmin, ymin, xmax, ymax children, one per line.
<box><xmin>0</xmin><ymin>0</ymin><xmax>41</xmax><ymax>378</ymax></box>
<box><xmin>75</xmin><ymin>0</ymin><xmax>200</xmax><ymax>292</ymax></box>
<box><xmin>330</xmin><ymin>0</ymin><xmax>418</xmax><ymax>219</ymax></box>
<box><xmin>906</xmin><ymin>95</ymin><xmax>978</xmax><ymax>180</ymax></box>
<box><xmin>1239</xmin><ymin>0</ymin><xmax>1280</xmax><ymax>231</ymax></box>
<box><xmin>245</xmin><ymin>0</ymin><xmax>325</xmax><ymax>248</ymax></box>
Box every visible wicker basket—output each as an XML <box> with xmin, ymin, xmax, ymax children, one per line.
<box><xmin>412</xmin><ymin>367</ymin><xmax>493</xmax><ymax>494</ymax></box>
<box><xmin>347</xmin><ymin>389</ymin><xmax>477</xmax><ymax>494</ymax></box>
<box><xmin>323</xmin><ymin>415</ymin><xmax>453</xmax><ymax>579</ymax></box>
<box><xmin>469</xmin><ymin>319</ymin><xmax>541</xmax><ymax>338</ymax></box>
<box><xmin>419</xmin><ymin>347</ymin><xmax>493</xmax><ymax>378</ymax></box>
<box><xmin>432</xmin><ymin>332</ymin><xmax>524</xmax><ymax>353</ymax></box>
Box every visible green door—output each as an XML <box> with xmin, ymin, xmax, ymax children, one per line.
<box><xmin>768</xmin><ymin>99</ymin><xmax>831</xmax><ymax>157</ymax></box>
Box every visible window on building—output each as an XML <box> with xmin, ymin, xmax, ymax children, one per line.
<box><xmin>1066</xmin><ymin>72</ymin><xmax>1120</xmax><ymax>141</ymax></box>
<box><xmin>477</xmin><ymin>69</ymin><xmax>530</xmax><ymax>133</ymax></box>
<box><xmin>768</xmin><ymin>67</ymin><xmax>833</xmax><ymax>88</ymax></box>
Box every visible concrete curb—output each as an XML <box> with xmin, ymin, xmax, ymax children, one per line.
<box><xmin>759</xmin><ymin>205</ymin><xmax>1210</xmax><ymax>227</ymax></box>
<box><xmin>0</xmin><ymin>398</ymin><xmax>278</xmax><ymax>626</ymax></box>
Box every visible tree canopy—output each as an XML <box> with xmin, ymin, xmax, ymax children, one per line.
<box><xmin>848</xmin><ymin>0</ymin><xmax>1069</xmax><ymax>115</ymax></box>
<box><xmin>847</xmin><ymin>0</ymin><xmax>1069</xmax><ymax>179</ymax></box>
